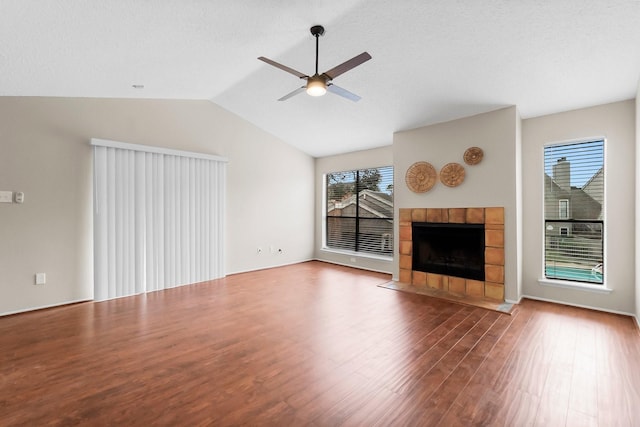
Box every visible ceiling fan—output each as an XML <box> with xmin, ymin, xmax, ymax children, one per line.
<box><xmin>258</xmin><ymin>25</ymin><xmax>371</xmax><ymax>102</ymax></box>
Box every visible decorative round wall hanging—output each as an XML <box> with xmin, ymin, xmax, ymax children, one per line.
<box><xmin>440</xmin><ymin>162</ymin><xmax>465</xmax><ymax>187</ymax></box>
<box><xmin>405</xmin><ymin>161</ymin><xmax>437</xmax><ymax>193</ymax></box>
<box><xmin>463</xmin><ymin>146</ymin><xmax>484</xmax><ymax>165</ymax></box>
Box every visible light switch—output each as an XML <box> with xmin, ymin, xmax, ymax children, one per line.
<box><xmin>35</xmin><ymin>273</ymin><xmax>46</xmax><ymax>285</ymax></box>
<box><xmin>0</xmin><ymin>191</ymin><xmax>12</xmax><ymax>203</ymax></box>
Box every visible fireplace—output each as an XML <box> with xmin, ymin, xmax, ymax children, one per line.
<box><xmin>399</xmin><ymin>207</ymin><xmax>505</xmax><ymax>301</ymax></box>
<box><xmin>412</xmin><ymin>223</ymin><xmax>485</xmax><ymax>281</ymax></box>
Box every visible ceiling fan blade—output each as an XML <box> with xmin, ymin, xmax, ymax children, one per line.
<box><xmin>258</xmin><ymin>56</ymin><xmax>308</xmax><ymax>79</ymax></box>
<box><xmin>278</xmin><ymin>86</ymin><xmax>306</xmax><ymax>101</ymax></box>
<box><xmin>322</xmin><ymin>52</ymin><xmax>372</xmax><ymax>80</ymax></box>
<box><xmin>327</xmin><ymin>84</ymin><xmax>362</xmax><ymax>102</ymax></box>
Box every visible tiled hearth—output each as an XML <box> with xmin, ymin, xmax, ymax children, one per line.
<box><xmin>399</xmin><ymin>207</ymin><xmax>505</xmax><ymax>301</ymax></box>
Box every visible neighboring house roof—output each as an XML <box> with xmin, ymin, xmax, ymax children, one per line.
<box><xmin>544</xmin><ymin>173</ymin><xmax>567</xmax><ymax>197</ymax></box>
<box><xmin>544</xmin><ymin>172</ymin><xmax>602</xmax><ymax>220</ymax></box>
<box><xmin>582</xmin><ymin>167</ymin><xmax>604</xmax><ymax>205</ymax></box>
<box><xmin>327</xmin><ymin>189</ymin><xmax>393</xmax><ymax>218</ymax></box>
<box><xmin>583</xmin><ymin>167</ymin><xmax>603</xmax><ymax>189</ymax></box>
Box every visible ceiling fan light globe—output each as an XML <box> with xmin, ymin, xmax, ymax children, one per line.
<box><xmin>306</xmin><ymin>79</ymin><xmax>327</xmax><ymax>96</ymax></box>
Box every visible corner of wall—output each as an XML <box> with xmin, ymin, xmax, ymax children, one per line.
<box><xmin>523</xmin><ymin>100</ymin><xmax>635</xmax><ymax>314</ymax></box>
<box><xmin>313</xmin><ymin>146</ymin><xmax>395</xmax><ymax>274</ymax></box>
<box><xmin>635</xmin><ymin>80</ymin><xmax>640</xmax><ymax>322</ymax></box>
<box><xmin>515</xmin><ymin>108</ymin><xmax>524</xmax><ymax>303</ymax></box>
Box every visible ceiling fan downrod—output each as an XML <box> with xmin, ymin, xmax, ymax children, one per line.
<box><xmin>310</xmin><ymin>25</ymin><xmax>325</xmax><ymax>76</ymax></box>
<box><xmin>307</xmin><ymin>25</ymin><xmax>327</xmax><ymax>96</ymax></box>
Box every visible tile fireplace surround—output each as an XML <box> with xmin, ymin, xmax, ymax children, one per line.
<box><xmin>399</xmin><ymin>207</ymin><xmax>505</xmax><ymax>301</ymax></box>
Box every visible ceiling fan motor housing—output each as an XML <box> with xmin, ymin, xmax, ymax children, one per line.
<box><xmin>310</xmin><ymin>25</ymin><xmax>325</xmax><ymax>37</ymax></box>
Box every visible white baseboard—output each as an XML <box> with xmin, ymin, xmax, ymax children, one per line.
<box><xmin>313</xmin><ymin>258</ymin><xmax>393</xmax><ymax>276</ymax></box>
<box><xmin>1</xmin><ymin>298</ymin><xmax>92</xmax><ymax>317</ymax></box>
<box><xmin>230</xmin><ymin>258</ymin><xmax>392</xmax><ymax>279</ymax></box>
<box><xmin>521</xmin><ymin>294</ymin><xmax>635</xmax><ymax>318</ymax></box>
<box><xmin>226</xmin><ymin>258</ymin><xmax>315</xmax><ymax>276</ymax></box>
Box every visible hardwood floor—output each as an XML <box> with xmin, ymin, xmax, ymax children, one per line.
<box><xmin>1</xmin><ymin>261</ymin><xmax>639</xmax><ymax>426</ymax></box>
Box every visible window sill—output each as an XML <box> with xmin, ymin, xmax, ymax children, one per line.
<box><xmin>320</xmin><ymin>247</ymin><xmax>393</xmax><ymax>262</ymax></box>
<box><xmin>538</xmin><ymin>278</ymin><xmax>612</xmax><ymax>294</ymax></box>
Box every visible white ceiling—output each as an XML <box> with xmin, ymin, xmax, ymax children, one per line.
<box><xmin>2</xmin><ymin>1</ymin><xmax>640</xmax><ymax>157</ymax></box>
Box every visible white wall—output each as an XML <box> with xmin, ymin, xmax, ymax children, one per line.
<box><xmin>314</xmin><ymin>146</ymin><xmax>394</xmax><ymax>273</ymax></box>
<box><xmin>522</xmin><ymin>100</ymin><xmax>635</xmax><ymax>314</ymax></box>
<box><xmin>393</xmin><ymin>106</ymin><xmax>521</xmax><ymax>302</ymax></box>
<box><xmin>0</xmin><ymin>97</ymin><xmax>315</xmax><ymax>315</ymax></box>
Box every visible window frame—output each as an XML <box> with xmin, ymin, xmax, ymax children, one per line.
<box><xmin>558</xmin><ymin>199</ymin><xmax>570</xmax><ymax>219</ymax></box>
<box><xmin>323</xmin><ymin>166</ymin><xmax>394</xmax><ymax>259</ymax></box>
<box><xmin>540</xmin><ymin>138</ymin><xmax>607</xmax><ymax>290</ymax></box>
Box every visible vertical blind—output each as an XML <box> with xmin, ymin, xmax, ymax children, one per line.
<box><xmin>92</xmin><ymin>139</ymin><xmax>226</xmax><ymax>301</ymax></box>
<box><xmin>325</xmin><ymin>166</ymin><xmax>394</xmax><ymax>256</ymax></box>
<box><xmin>543</xmin><ymin>139</ymin><xmax>604</xmax><ymax>284</ymax></box>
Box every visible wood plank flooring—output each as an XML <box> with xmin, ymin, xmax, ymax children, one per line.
<box><xmin>1</xmin><ymin>261</ymin><xmax>639</xmax><ymax>426</ymax></box>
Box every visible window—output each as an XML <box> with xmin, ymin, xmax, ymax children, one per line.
<box><xmin>325</xmin><ymin>166</ymin><xmax>393</xmax><ymax>256</ymax></box>
<box><xmin>559</xmin><ymin>199</ymin><xmax>569</xmax><ymax>219</ymax></box>
<box><xmin>544</xmin><ymin>140</ymin><xmax>604</xmax><ymax>284</ymax></box>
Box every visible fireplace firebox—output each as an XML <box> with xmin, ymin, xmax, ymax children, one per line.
<box><xmin>412</xmin><ymin>222</ymin><xmax>485</xmax><ymax>281</ymax></box>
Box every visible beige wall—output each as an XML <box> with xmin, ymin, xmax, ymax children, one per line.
<box><xmin>314</xmin><ymin>146</ymin><xmax>394</xmax><ymax>273</ymax></box>
<box><xmin>393</xmin><ymin>106</ymin><xmax>521</xmax><ymax>302</ymax></box>
<box><xmin>2</xmin><ymin>95</ymin><xmax>636</xmax><ymax>317</ymax></box>
<box><xmin>636</xmin><ymin>85</ymin><xmax>640</xmax><ymax>323</ymax></box>
<box><xmin>317</xmin><ymin>101</ymin><xmax>637</xmax><ymax>315</ymax></box>
<box><xmin>0</xmin><ymin>97</ymin><xmax>315</xmax><ymax>315</ymax></box>
<box><xmin>515</xmin><ymin>109</ymin><xmax>524</xmax><ymax>299</ymax></box>
<box><xmin>522</xmin><ymin>100</ymin><xmax>635</xmax><ymax>314</ymax></box>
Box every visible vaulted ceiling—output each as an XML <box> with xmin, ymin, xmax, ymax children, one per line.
<box><xmin>2</xmin><ymin>1</ymin><xmax>640</xmax><ymax>157</ymax></box>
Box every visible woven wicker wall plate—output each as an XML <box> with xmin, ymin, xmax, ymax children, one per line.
<box><xmin>405</xmin><ymin>161</ymin><xmax>437</xmax><ymax>193</ymax></box>
<box><xmin>463</xmin><ymin>147</ymin><xmax>484</xmax><ymax>165</ymax></box>
<box><xmin>440</xmin><ymin>162</ymin><xmax>465</xmax><ymax>187</ymax></box>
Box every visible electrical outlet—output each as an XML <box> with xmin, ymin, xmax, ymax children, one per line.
<box><xmin>257</xmin><ymin>247</ymin><xmax>262</xmax><ymax>254</ymax></box>
<box><xmin>35</xmin><ymin>273</ymin><xmax>46</xmax><ymax>285</ymax></box>
<box><xmin>0</xmin><ymin>191</ymin><xmax>12</xmax><ymax>203</ymax></box>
